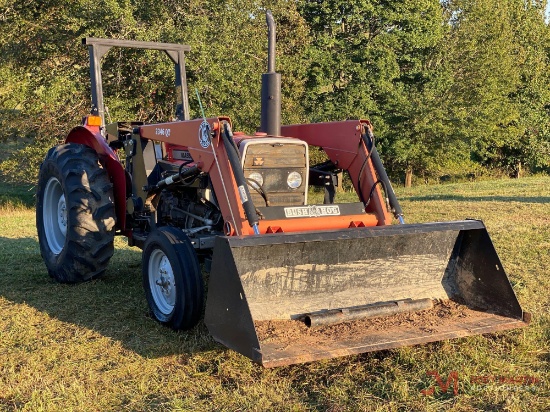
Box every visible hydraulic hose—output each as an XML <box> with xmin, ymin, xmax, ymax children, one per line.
<box><xmin>145</xmin><ymin>165</ymin><xmax>200</xmax><ymax>194</ymax></box>
<box><xmin>361</xmin><ymin>127</ymin><xmax>405</xmax><ymax>224</ymax></box>
<box><xmin>221</xmin><ymin>122</ymin><xmax>260</xmax><ymax>234</ymax></box>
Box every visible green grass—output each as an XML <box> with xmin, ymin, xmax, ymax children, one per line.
<box><xmin>0</xmin><ymin>176</ymin><xmax>549</xmax><ymax>411</ymax></box>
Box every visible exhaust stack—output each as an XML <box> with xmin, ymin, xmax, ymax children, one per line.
<box><xmin>260</xmin><ymin>10</ymin><xmax>281</xmax><ymax>136</ymax></box>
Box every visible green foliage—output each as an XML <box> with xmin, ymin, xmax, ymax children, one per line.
<box><xmin>506</xmin><ymin>1</ymin><xmax>550</xmax><ymax>174</ymax></box>
<box><xmin>0</xmin><ymin>0</ymin><xmax>310</xmax><ymax>183</ymax></box>
<box><xmin>443</xmin><ymin>0</ymin><xmax>550</xmax><ymax>177</ymax></box>
<box><xmin>0</xmin><ymin>0</ymin><xmax>549</xmax><ymax>184</ymax></box>
<box><xmin>300</xmin><ymin>0</ymin><xmax>550</xmax><ymax>184</ymax></box>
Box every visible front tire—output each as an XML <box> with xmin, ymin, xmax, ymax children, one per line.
<box><xmin>36</xmin><ymin>143</ymin><xmax>116</xmax><ymax>283</ymax></box>
<box><xmin>142</xmin><ymin>227</ymin><xmax>204</xmax><ymax>330</ymax></box>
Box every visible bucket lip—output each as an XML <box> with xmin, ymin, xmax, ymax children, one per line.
<box><xmin>220</xmin><ymin>219</ymin><xmax>487</xmax><ymax>246</ymax></box>
<box><xmin>256</xmin><ymin>314</ymin><xmax>530</xmax><ymax>368</ymax></box>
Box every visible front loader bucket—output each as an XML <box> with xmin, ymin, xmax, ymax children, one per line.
<box><xmin>204</xmin><ymin>220</ymin><xmax>529</xmax><ymax>367</ymax></box>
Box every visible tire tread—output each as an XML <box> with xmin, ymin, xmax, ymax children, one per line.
<box><xmin>36</xmin><ymin>143</ymin><xmax>116</xmax><ymax>283</ymax></box>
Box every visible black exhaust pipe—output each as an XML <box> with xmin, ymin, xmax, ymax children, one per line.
<box><xmin>260</xmin><ymin>10</ymin><xmax>281</xmax><ymax>136</ymax></box>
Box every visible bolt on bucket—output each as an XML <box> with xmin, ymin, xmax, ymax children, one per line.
<box><xmin>204</xmin><ymin>220</ymin><xmax>530</xmax><ymax>367</ymax></box>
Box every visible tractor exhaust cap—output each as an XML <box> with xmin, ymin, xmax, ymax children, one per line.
<box><xmin>260</xmin><ymin>10</ymin><xmax>281</xmax><ymax>136</ymax></box>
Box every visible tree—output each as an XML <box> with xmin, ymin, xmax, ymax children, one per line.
<box><xmin>504</xmin><ymin>1</ymin><xmax>550</xmax><ymax>176</ymax></box>
<box><xmin>299</xmin><ymin>0</ymin><xmax>456</xmax><ymax>185</ymax></box>
<box><xmin>0</xmin><ymin>0</ymin><xmax>146</xmax><ymax>182</ymax></box>
<box><xmin>375</xmin><ymin>1</ymin><xmax>458</xmax><ymax>186</ymax></box>
<box><xmin>0</xmin><ymin>0</ymin><xmax>310</xmax><ymax>183</ymax></box>
<box><xmin>443</xmin><ymin>0</ymin><xmax>550</xmax><ymax>177</ymax></box>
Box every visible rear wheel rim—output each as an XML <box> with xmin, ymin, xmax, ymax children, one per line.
<box><xmin>148</xmin><ymin>249</ymin><xmax>176</xmax><ymax>315</ymax></box>
<box><xmin>43</xmin><ymin>177</ymin><xmax>66</xmax><ymax>255</ymax></box>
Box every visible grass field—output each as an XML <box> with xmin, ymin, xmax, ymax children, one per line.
<box><xmin>0</xmin><ymin>176</ymin><xmax>548</xmax><ymax>411</ymax></box>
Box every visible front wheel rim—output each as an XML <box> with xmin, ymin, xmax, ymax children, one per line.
<box><xmin>43</xmin><ymin>177</ymin><xmax>67</xmax><ymax>255</ymax></box>
<box><xmin>148</xmin><ymin>249</ymin><xmax>176</xmax><ymax>315</ymax></box>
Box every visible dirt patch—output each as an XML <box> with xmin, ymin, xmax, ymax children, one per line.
<box><xmin>254</xmin><ymin>299</ymin><xmax>482</xmax><ymax>349</ymax></box>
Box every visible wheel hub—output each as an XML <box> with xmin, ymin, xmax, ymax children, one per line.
<box><xmin>156</xmin><ymin>260</ymin><xmax>174</xmax><ymax>294</ymax></box>
<box><xmin>149</xmin><ymin>250</ymin><xmax>176</xmax><ymax>315</ymax></box>
<box><xmin>57</xmin><ymin>194</ymin><xmax>67</xmax><ymax>236</ymax></box>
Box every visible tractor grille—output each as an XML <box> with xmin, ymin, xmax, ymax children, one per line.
<box><xmin>241</xmin><ymin>139</ymin><xmax>308</xmax><ymax>207</ymax></box>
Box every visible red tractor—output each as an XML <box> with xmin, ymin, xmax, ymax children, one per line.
<box><xmin>36</xmin><ymin>12</ymin><xmax>528</xmax><ymax>367</ymax></box>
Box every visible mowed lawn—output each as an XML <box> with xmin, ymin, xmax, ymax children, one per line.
<box><xmin>0</xmin><ymin>176</ymin><xmax>548</xmax><ymax>411</ymax></box>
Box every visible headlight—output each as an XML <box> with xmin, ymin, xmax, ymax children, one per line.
<box><xmin>287</xmin><ymin>171</ymin><xmax>302</xmax><ymax>189</ymax></box>
<box><xmin>247</xmin><ymin>172</ymin><xmax>264</xmax><ymax>189</ymax></box>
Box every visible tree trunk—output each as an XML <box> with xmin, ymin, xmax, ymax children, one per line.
<box><xmin>405</xmin><ymin>168</ymin><xmax>413</xmax><ymax>188</ymax></box>
<box><xmin>515</xmin><ymin>161</ymin><xmax>522</xmax><ymax>178</ymax></box>
<box><xmin>336</xmin><ymin>171</ymin><xmax>344</xmax><ymax>192</ymax></box>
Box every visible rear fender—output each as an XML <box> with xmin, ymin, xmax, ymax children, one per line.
<box><xmin>66</xmin><ymin>126</ymin><xmax>127</xmax><ymax>232</ymax></box>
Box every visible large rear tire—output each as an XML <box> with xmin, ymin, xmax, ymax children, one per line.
<box><xmin>142</xmin><ymin>227</ymin><xmax>204</xmax><ymax>330</ymax></box>
<box><xmin>36</xmin><ymin>143</ymin><xmax>116</xmax><ymax>283</ymax></box>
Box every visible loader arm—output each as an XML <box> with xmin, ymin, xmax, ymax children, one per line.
<box><xmin>140</xmin><ymin>118</ymin><xmax>387</xmax><ymax>235</ymax></box>
<box><xmin>281</xmin><ymin>120</ymin><xmax>393</xmax><ymax>226</ymax></box>
<box><xmin>139</xmin><ymin>117</ymin><xmax>250</xmax><ymax>236</ymax></box>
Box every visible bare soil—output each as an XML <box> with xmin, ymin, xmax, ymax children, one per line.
<box><xmin>254</xmin><ymin>299</ymin><xmax>487</xmax><ymax>349</ymax></box>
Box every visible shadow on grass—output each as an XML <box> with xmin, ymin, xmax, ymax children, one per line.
<box><xmin>0</xmin><ymin>236</ymin><xmax>218</xmax><ymax>359</ymax></box>
<box><xmin>402</xmin><ymin>195</ymin><xmax>550</xmax><ymax>204</ymax></box>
